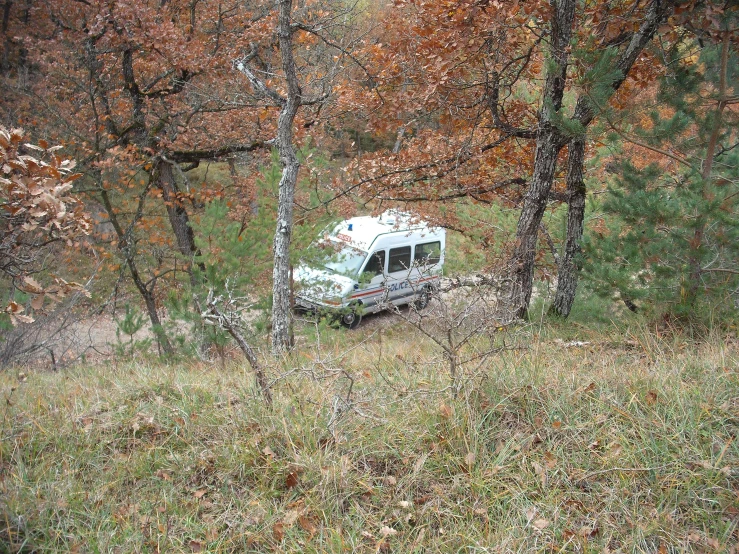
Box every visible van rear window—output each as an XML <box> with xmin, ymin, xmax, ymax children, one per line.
<box><xmin>414</xmin><ymin>242</ymin><xmax>441</xmax><ymax>265</ymax></box>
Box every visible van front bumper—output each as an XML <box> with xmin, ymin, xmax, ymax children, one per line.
<box><xmin>294</xmin><ymin>296</ymin><xmax>347</xmax><ymax>313</ymax></box>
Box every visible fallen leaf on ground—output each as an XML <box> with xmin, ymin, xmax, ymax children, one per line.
<box><xmin>283</xmin><ymin>510</ymin><xmax>300</xmax><ymax>526</ymax></box>
<box><xmin>578</xmin><ymin>525</ymin><xmax>599</xmax><ymax>537</ymax></box>
<box><xmin>285</xmin><ymin>471</ymin><xmax>299</xmax><ymax>489</ymax></box>
<box><xmin>273</xmin><ymin>522</ymin><xmax>285</xmax><ymax>542</ymax></box>
<box><xmin>380</xmin><ymin>526</ymin><xmax>397</xmax><ymax>537</ymax></box>
<box><xmin>544</xmin><ymin>451</ymin><xmax>557</xmax><ymax>468</ymax></box>
<box><xmin>298</xmin><ymin>514</ymin><xmax>317</xmax><ymax>537</ymax></box>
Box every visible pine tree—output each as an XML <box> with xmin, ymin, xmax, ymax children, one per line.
<box><xmin>584</xmin><ymin>28</ymin><xmax>739</xmax><ymax>325</ymax></box>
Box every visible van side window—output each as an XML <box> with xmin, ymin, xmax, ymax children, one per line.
<box><xmin>388</xmin><ymin>246</ymin><xmax>412</xmax><ymax>273</ymax></box>
<box><xmin>362</xmin><ymin>250</ymin><xmax>385</xmax><ymax>277</ymax></box>
<box><xmin>414</xmin><ymin>241</ymin><xmax>441</xmax><ymax>265</ymax></box>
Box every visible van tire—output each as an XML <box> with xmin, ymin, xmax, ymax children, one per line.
<box><xmin>414</xmin><ymin>287</ymin><xmax>431</xmax><ymax>310</ymax></box>
<box><xmin>340</xmin><ymin>305</ymin><xmax>362</xmax><ymax>329</ymax></box>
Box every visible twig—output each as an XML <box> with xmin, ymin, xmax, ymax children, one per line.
<box><xmin>203</xmin><ymin>288</ymin><xmax>272</xmax><ymax>406</ymax></box>
<box><xmin>579</xmin><ymin>465</ymin><xmax>668</xmax><ymax>480</ymax></box>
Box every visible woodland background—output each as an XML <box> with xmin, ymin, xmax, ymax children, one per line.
<box><xmin>0</xmin><ymin>0</ymin><xmax>738</xmax><ymax>552</ymax></box>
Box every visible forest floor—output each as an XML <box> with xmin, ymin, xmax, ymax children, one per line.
<box><xmin>20</xmin><ymin>279</ymin><xmax>505</xmax><ymax>369</ymax></box>
<box><xmin>1</xmin><ymin>314</ymin><xmax>738</xmax><ymax>553</ymax></box>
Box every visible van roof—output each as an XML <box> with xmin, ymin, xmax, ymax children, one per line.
<box><xmin>328</xmin><ymin>211</ymin><xmax>441</xmax><ymax>252</ymax></box>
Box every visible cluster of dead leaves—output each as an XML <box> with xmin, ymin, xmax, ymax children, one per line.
<box><xmin>0</xmin><ymin>126</ymin><xmax>90</xmax><ymax>324</ymax></box>
<box><xmin>272</xmin><ymin>499</ymin><xmax>319</xmax><ymax>543</ymax></box>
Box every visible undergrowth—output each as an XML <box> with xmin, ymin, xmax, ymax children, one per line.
<box><xmin>1</xmin><ymin>323</ymin><xmax>737</xmax><ymax>553</ymax></box>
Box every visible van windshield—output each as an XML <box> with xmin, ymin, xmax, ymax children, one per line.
<box><xmin>323</xmin><ymin>243</ymin><xmax>367</xmax><ymax>276</ymax></box>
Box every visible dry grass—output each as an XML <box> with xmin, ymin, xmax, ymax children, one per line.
<box><xmin>1</xmin><ymin>321</ymin><xmax>738</xmax><ymax>553</ymax></box>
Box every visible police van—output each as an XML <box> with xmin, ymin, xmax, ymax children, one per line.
<box><xmin>295</xmin><ymin>211</ymin><xmax>445</xmax><ymax>328</ymax></box>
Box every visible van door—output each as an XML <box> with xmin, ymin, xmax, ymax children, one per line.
<box><xmin>386</xmin><ymin>246</ymin><xmax>415</xmax><ymax>305</ymax></box>
<box><xmin>350</xmin><ymin>250</ymin><xmax>387</xmax><ymax>310</ymax></box>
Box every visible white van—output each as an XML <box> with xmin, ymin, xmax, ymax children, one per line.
<box><xmin>295</xmin><ymin>211</ymin><xmax>445</xmax><ymax>328</ymax></box>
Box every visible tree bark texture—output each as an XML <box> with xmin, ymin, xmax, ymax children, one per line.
<box><xmin>509</xmin><ymin>0</ymin><xmax>672</xmax><ymax>319</ymax></box>
<box><xmin>551</xmin><ymin>136</ymin><xmax>586</xmax><ymax>318</ymax></box>
<box><xmin>509</xmin><ymin>0</ymin><xmax>576</xmax><ymax>319</ymax></box>
<box><xmin>154</xmin><ymin>158</ymin><xmax>205</xmax><ymax>285</ymax></box>
<box><xmin>271</xmin><ymin>0</ymin><xmax>301</xmax><ymax>355</ymax></box>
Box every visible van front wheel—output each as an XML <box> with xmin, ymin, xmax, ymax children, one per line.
<box><xmin>340</xmin><ymin>306</ymin><xmax>362</xmax><ymax>329</ymax></box>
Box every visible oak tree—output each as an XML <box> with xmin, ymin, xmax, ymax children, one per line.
<box><xmin>0</xmin><ymin>126</ymin><xmax>90</xmax><ymax>324</ymax></box>
<box><xmin>2</xmin><ymin>0</ymin><xmax>275</xmax><ymax>352</ymax></box>
<box><xmin>343</xmin><ymin>0</ymin><xmax>675</xmax><ymax>319</ymax></box>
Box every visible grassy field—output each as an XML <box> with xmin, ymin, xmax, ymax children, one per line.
<box><xmin>1</xmin><ymin>315</ymin><xmax>738</xmax><ymax>553</ymax></box>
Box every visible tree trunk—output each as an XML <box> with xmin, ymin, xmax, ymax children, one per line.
<box><xmin>687</xmin><ymin>30</ymin><xmax>730</xmax><ymax>303</ymax></box>
<box><xmin>510</xmin><ymin>130</ymin><xmax>563</xmax><ymax>318</ymax></box>
<box><xmin>507</xmin><ymin>0</ymin><xmax>671</xmax><ymax>319</ymax></box>
<box><xmin>271</xmin><ymin>0</ymin><xmax>301</xmax><ymax>356</ymax></box>
<box><xmin>1</xmin><ymin>1</ymin><xmax>12</xmax><ymax>73</ymax></box>
<box><xmin>95</xmin><ymin>171</ymin><xmax>175</xmax><ymax>356</ymax></box>
<box><xmin>138</xmin><ymin>273</ymin><xmax>174</xmax><ymax>356</ymax></box>
<box><xmin>206</xmin><ymin>296</ymin><xmax>272</xmax><ymax>405</ymax></box>
<box><xmin>550</xmin><ymin>136</ymin><xmax>586</xmax><ymax>318</ymax></box>
<box><xmin>508</xmin><ymin>0</ymin><xmax>576</xmax><ymax>319</ymax></box>
<box><xmin>154</xmin><ymin>158</ymin><xmax>204</xmax><ymax>285</ymax></box>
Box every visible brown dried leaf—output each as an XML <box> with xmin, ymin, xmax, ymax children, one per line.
<box><xmin>285</xmin><ymin>471</ymin><xmax>299</xmax><ymax>489</ymax></box>
<box><xmin>532</xmin><ymin>461</ymin><xmax>547</xmax><ymax>488</ymax></box>
<box><xmin>578</xmin><ymin>525</ymin><xmax>599</xmax><ymax>538</ymax></box>
<box><xmin>544</xmin><ymin>451</ymin><xmax>557</xmax><ymax>469</ymax></box>
<box><xmin>273</xmin><ymin>522</ymin><xmax>285</xmax><ymax>543</ymax></box>
<box><xmin>607</xmin><ymin>443</ymin><xmax>623</xmax><ymax>459</ymax></box>
<box><xmin>298</xmin><ymin>515</ymin><xmax>317</xmax><ymax>537</ymax></box>
<box><xmin>31</xmin><ymin>294</ymin><xmax>45</xmax><ymax>311</ymax></box>
<box><xmin>22</xmin><ymin>276</ymin><xmax>44</xmax><ymax>294</ymax></box>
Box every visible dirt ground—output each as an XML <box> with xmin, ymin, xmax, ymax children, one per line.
<box><xmin>10</xmin><ymin>278</ymin><xmax>531</xmax><ymax>370</ymax></box>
